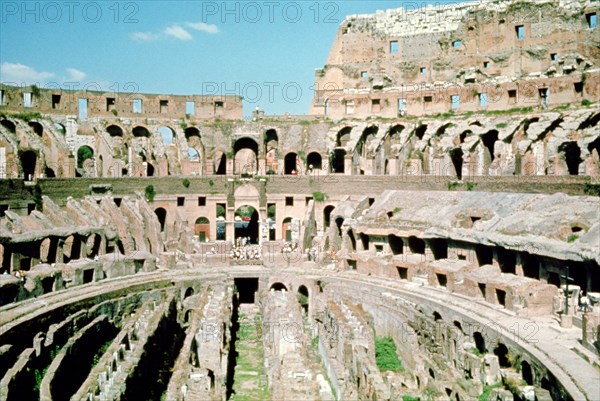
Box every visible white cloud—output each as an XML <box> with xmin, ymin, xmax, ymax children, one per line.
<box><xmin>186</xmin><ymin>21</ymin><xmax>220</xmax><ymax>34</ymax></box>
<box><xmin>164</xmin><ymin>25</ymin><xmax>192</xmax><ymax>41</ymax></box>
<box><xmin>65</xmin><ymin>68</ymin><xmax>86</xmax><ymax>82</ymax></box>
<box><xmin>130</xmin><ymin>31</ymin><xmax>161</xmax><ymax>41</ymax></box>
<box><xmin>0</xmin><ymin>62</ymin><xmax>54</xmax><ymax>84</ymax></box>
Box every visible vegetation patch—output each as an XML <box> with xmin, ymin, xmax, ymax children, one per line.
<box><xmin>145</xmin><ymin>185</ymin><xmax>155</xmax><ymax>202</ymax></box>
<box><xmin>375</xmin><ymin>336</ymin><xmax>404</xmax><ymax>372</ymax></box>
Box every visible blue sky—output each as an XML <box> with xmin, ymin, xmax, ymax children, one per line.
<box><xmin>1</xmin><ymin>1</ymin><xmax>457</xmax><ymax>117</ymax></box>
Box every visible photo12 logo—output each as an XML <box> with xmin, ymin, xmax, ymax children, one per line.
<box><xmin>1</xmin><ymin>2</ymin><xmax>140</xmax><ymax>24</ymax></box>
<box><xmin>200</xmin><ymin>1</ymin><xmax>340</xmax><ymax>24</ymax></box>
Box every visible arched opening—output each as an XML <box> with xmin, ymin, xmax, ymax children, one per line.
<box><xmin>185</xmin><ymin>127</ymin><xmax>201</xmax><ymax>140</ymax></box>
<box><xmin>521</xmin><ymin>253</ymin><xmax>540</xmax><ymax>279</ymax></box>
<box><xmin>408</xmin><ymin>236</ymin><xmax>425</xmax><ymax>254</ymax></box>
<box><xmin>415</xmin><ymin>124</ymin><xmax>428</xmax><ymax>140</ymax></box>
<box><xmin>146</xmin><ymin>162</ymin><xmax>155</xmax><ymax>177</ymax></box>
<box><xmin>53</xmin><ymin>123</ymin><xmax>66</xmax><ymax>135</ymax></box>
<box><xmin>335</xmin><ymin>217</ymin><xmax>344</xmax><ymax>237</ymax></box>
<box><xmin>323</xmin><ymin>205</ymin><xmax>335</xmax><ymax>229</ymax></box>
<box><xmin>307</xmin><ymin>152</ymin><xmax>322</xmax><ymax>170</ymax></box>
<box><xmin>213</xmin><ymin>151</ymin><xmax>227</xmax><ymax>175</ymax></box>
<box><xmin>233</xmin><ymin>137</ymin><xmax>259</xmax><ymax>175</ymax></box>
<box><xmin>493</xmin><ymin>343</ymin><xmax>510</xmax><ymax>367</ymax></box>
<box><xmin>331</xmin><ymin>149</ymin><xmax>346</xmax><ymax>173</ymax></box>
<box><xmin>132</xmin><ymin>126</ymin><xmax>150</xmax><ymax>137</ymax></box>
<box><xmin>356</xmin><ymin>125</ymin><xmax>378</xmax><ymax>158</ymax></box>
<box><xmin>433</xmin><ymin>311</ymin><xmax>442</xmax><ymax>321</ymax></box>
<box><xmin>1</xmin><ymin>119</ymin><xmax>16</xmax><ymax>133</ymax></box>
<box><xmin>270</xmin><ymin>282</ymin><xmax>288</xmax><ymax>291</ymax></box>
<box><xmin>480</xmin><ymin>130</ymin><xmax>498</xmax><ymax>163</ymax></box>
<box><xmin>184</xmin><ymin>310</ymin><xmax>192</xmax><ymax>324</ymax></box>
<box><xmin>388</xmin><ymin>235</ymin><xmax>403</xmax><ymax>255</ymax></box>
<box><xmin>521</xmin><ymin>360</ymin><xmax>533</xmax><ymax>385</ymax></box>
<box><xmin>282</xmin><ymin>217</ymin><xmax>293</xmax><ymax>241</ymax></box>
<box><xmin>86</xmin><ymin>234</ymin><xmax>101</xmax><ymax>258</ymax></box>
<box><xmin>298</xmin><ymin>285</ymin><xmax>309</xmax><ymax>314</ymax></box>
<box><xmin>453</xmin><ymin>321</ymin><xmax>463</xmax><ymax>333</ymax></box>
<box><xmin>63</xmin><ymin>235</ymin><xmax>81</xmax><ymax>263</ymax></box>
<box><xmin>77</xmin><ymin>145</ymin><xmax>94</xmax><ymax>169</ymax></box>
<box><xmin>106</xmin><ymin>125</ymin><xmax>123</xmax><ymax>137</ymax></box>
<box><xmin>473</xmin><ymin>332</ymin><xmax>486</xmax><ymax>354</ymax></box>
<box><xmin>475</xmin><ymin>244</ymin><xmax>493</xmax><ymax>266</ymax></box>
<box><xmin>336</xmin><ymin>127</ymin><xmax>352</xmax><ymax>147</ymax></box>
<box><xmin>44</xmin><ymin>166</ymin><xmax>56</xmax><ymax>178</ymax></box>
<box><xmin>235</xmin><ymin>205</ymin><xmax>259</xmax><ymax>244</ymax></box>
<box><xmin>154</xmin><ymin>208</ymin><xmax>167</xmax><ymax>232</ymax></box>
<box><xmin>284</xmin><ymin>152</ymin><xmax>298</xmax><ymax>174</ymax></box>
<box><xmin>450</xmin><ymin>147</ymin><xmax>464</xmax><ymax>179</ymax></box>
<box><xmin>20</xmin><ymin>150</ymin><xmax>37</xmax><ymax>180</ymax></box>
<box><xmin>184</xmin><ymin>287</ymin><xmax>194</xmax><ymax>298</ymax></box>
<box><xmin>28</xmin><ymin>121</ymin><xmax>43</xmax><ymax>136</ymax></box>
<box><xmin>428</xmin><ymin>238</ymin><xmax>448</xmax><ymax>260</ymax></box>
<box><xmin>547</xmin><ymin>271</ymin><xmax>561</xmax><ymax>287</ymax></box>
<box><xmin>558</xmin><ymin>141</ymin><xmax>581</xmax><ymax>175</ymax></box>
<box><xmin>264</xmin><ymin>129</ymin><xmax>279</xmax><ymax>173</ymax></box>
<box><xmin>158</xmin><ymin>126</ymin><xmax>175</xmax><ymax>145</ymax></box>
<box><xmin>40</xmin><ymin>238</ymin><xmax>57</xmax><ymax>263</ymax></box>
<box><xmin>348</xmin><ymin>230</ymin><xmax>357</xmax><ymax>251</ymax></box>
<box><xmin>195</xmin><ymin>217</ymin><xmax>210</xmax><ymax>241</ymax></box>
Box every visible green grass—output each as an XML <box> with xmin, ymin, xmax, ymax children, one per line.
<box><xmin>312</xmin><ymin>191</ymin><xmax>327</xmax><ymax>202</ymax></box>
<box><xmin>567</xmin><ymin>234</ymin><xmax>578</xmax><ymax>243</ymax></box>
<box><xmin>448</xmin><ymin>181</ymin><xmax>461</xmax><ymax>190</ymax></box>
<box><xmin>403</xmin><ymin>396</ymin><xmax>420</xmax><ymax>401</ymax></box>
<box><xmin>466</xmin><ymin>181</ymin><xmax>477</xmax><ymax>191</ymax></box>
<box><xmin>583</xmin><ymin>183</ymin><xmax>600</xmax><ymax>196</ymax></box>
<box><xmin>375</xmin><ymin>336</ymin><xmax>404</xmax><ymax>372</ymax></box>
<box><xmin>478</xmin><ymin>383</ymin><xmax>502</xmax><ymax>401</ymax></box>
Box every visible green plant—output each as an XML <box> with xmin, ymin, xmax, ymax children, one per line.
<box><xmin>583</xmin><ymin>183</ymin><xmax>600</xmax><ymax>196</ymax></box>
<box><xmin>581</xmin><ymin>99</ymin><xmax>592</xmax><ymax>106</ymax></box>
<box><xmin>393</xmin><ymin>207</ymin><xmax>402</xmax><ymax>213</ymax></box>
<box><xmin>216</xmin><ymin>204</ymin><xmax>226</xmax><ymax>218</ymax></box>
<box><xmin>504</xmin><ymin>377</ymin><xmax>526</xmax><ymax>394</ymax></box>
<box><xmin>466</xmin><ymin>181</ymin><xmax>476</xmax><ymax>191</ymax></box>
<box><xmin>567</xmin><ymin>234</ymin><xmax>578</xmax><ymax>243</ymax></box>
<box><xmin>208</xmin><ymin>179</ymin><xmax>215</xmax><ymax>187</ymax></box>
<box><xmin>496</xmin><ymin>122</ymin><xmax>508</xmax><ymax>129</ymax></box>
<box><xmin>30</xmin><ymin>84</ymin><xmax>41</xmax><ymax>98</ymax></box>
<box><xmin>478</xmin><ymin>383</ymin><xmax>502</xmax><ymax>401</ymax></box>
<box><xmin>297</xmin><ymin>292</ymin><xmax>308</xmax><ymax>306</ymax></box>
<box><xmin>312</xmin><ymin>191</ymin><xmax>327</xmax><ymax>202</ymax></box>
<box><xmin>311</xmin><ymin>336</ymin><xmax>319</xmax><ymax>349</ymax></box>
<box><xmin>402</xmin><ymin>396</ymin><xmax>420</xmax><ymax>401</ymax></box>
<box><xmin>374</xmin><ymin>336</ymin><xmax>404</xmax><ymax>372</ymax></box>
<box><xmin>448</xmin><ymin>181</ymin><xmax>461</xmax><ymax>190</ymax></box>
<box><xmin>111</xmin><ymin>109</ymin><xmax>118</xmax><ymax>116</ymax></box>
<box><xmin>267</xmin><ymin>204</ymin><xmax>276</xmax><ymax>218</ymax></box>
<box><xmin>31</xmin><ymin>183</ymin><xmax>43</xmax><ymax>211</ymax></box>
<box><xmin>145</xmin><ymin>185</ymin><xmax>155</xmax><ymax>202</ymax></box>
<box><xmin>471</xmin><ymin>347</ymin><xmax>482</xmax><ymax>356</ymax></box>
<box><xmin>182</xmin><ymin>178</ymin><xmax>190</xmax><ymax>188</ymax></box>
<box><xmin>180</xmin><ymin>121</ymin><xmax>187</xmax><ymax>130</ymax></box>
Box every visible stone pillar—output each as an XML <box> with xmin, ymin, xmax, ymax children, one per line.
<box><xmin>226</xmin><ymin>207</ymin><xmax>235</xmax><ymax>243</ymax></box>
<box><xmin>344</xmin><ymin>157</ymin><xmax>352</xmax><ymax>175</ymax></box>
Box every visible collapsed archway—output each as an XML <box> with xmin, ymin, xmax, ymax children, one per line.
<box><xmin>233</xmin><ymin>137</ymin><xmax>259</xmax><ymax>175</ymax></box>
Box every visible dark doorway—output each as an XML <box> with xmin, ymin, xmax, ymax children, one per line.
<box><xmin>234</xmin><ymin>277</ymin><xmax>259</xmax><ymax>304</ymax></box>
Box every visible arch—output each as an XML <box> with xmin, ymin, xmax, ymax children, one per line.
<box><xmin>282</xmin><ymin>217</ymin><xmax>293</xmax><ymax>241</ymax></box>
<box><xmin>146</xmin><ymin>162</ymin><xmax>155</xmax><ymax>177</ymax></box>
<box><xmin>450</xmin><ymin>147</ymin><xmax>464</xmax><ymax>179</ymax></box>
<box><xmin>331</xmin><ymin>149</ymin><xmax>346</xmax><ymax>173</ymax></box>
<box><xmin>388</xmin><ymin>235</ymin><xmax>403</xmax><ymax>255</ymax></box>
<box><xmin>415</xmin><ymin>124</ymin><xmax>428</xmax><ymax>140</ymax></box>
<box><xmin>453</xmin><ymin>321</ymin><xmax>463</xmax><ymax>333</ymax></box>
<box><xmin>0</xmin><ymin>119</ymin><xmax>16</xmax><ymax>133</ymax></box>
<box><xmin>284</xmin><ymin>152</ymin><xmax>298</xmax><ymax>174</ymax></box>
<box><xmin>473</xmin><ymin>331</ymin><xmax>486</xmax><ymax>354</ymax></box>
<box><xmin>234</xmin><ymin>137</ymin><xmax>259</xmax><ymax>175</ymax></box>
<box><xmin>348</xmin><ymin>230</ymin><xmax>357</xmax><ymax>251</ymax></box>
<box><xmin>155</xmin><ymin>208</ymin><xmax>167</xmax><ymax>232</ymax></box>
<box><xmin>298</xmin><ymin>285</ymin><xmax>309</xmax><ymax>314</ymax></box>
<box><xmin>106</xmin><ymin>125</ymin><xmax>123</xmax><ymax>137</ymax></box>
<box><xmin>184</xmin><ymin>287</ymin><xmax>194</xmax><ymax>299</ymax></box>
<box><xmin>213</xmin><ymin>151</ymin><xmax>227</xmax><ymax>175</ymax></box>
<box><xmin>28</xmin><ymin>121</ymin><xmax>43</xmax><ymax>136</ymax></box>
<box><xmin>63</xmin><ymin>235</ymin><xmax>81</xmax><ymax>262</ymax></box>
<box><xmin>335</xmin><ymin>217</ymin><xmax>344</xmax><ymax>237</ymax></box>
<box><xmin>480</xmin><ymin>130</ymin><xmax>499</xmax><ymax>163</ymax></box>
<box><xmin>408</xmin><ymin>236</ymin><xmax>425</xmax><ymax>254</ymax></box>
<box><xmin>132</xmin><ymin>126</ymin><xmax>150</xmax><ymax>137</ymax></box>
<box><xmin>86</xmin><ymin>234</ymin><xmax>101</xmax><ymax>258</ymax></box>
<box><xmin>44</xmin><ymin>166</ymin><xmax>56</xmax><ymax>178</ymax></box>
<box><xmin>264</xmin><ymin>129</ymin><xmax>278</xmax><ymax>150</ymax></box>
<box><xmin>77</xmin><ymin>145</ymin><xmax>94</xmax><ymax>169</ymax></box>
<box><xmin>389</xmin><ymin>124</ymin><xmax>405</xmax><ymax>141</ymax></box>
<box><xmin>195</xmin><ymin>216</ymin><xmax>210</xmax><ymax>241</ymax></box>
<box><xmin>323</xmin><ymin>205</ymin><xmax>335</xmax><ymax>229</ymax></box>
<box><xmin>356</xmin><ymin>125</ymin><xmax>378</xmax><ymax>157</ymax></box>
<box><xmin>185</xmin><ymin>127</ymin><xmax>201</xmax><ymax>140</ymax></box>
<box><xmin>20</xmin><ymin>150</ymin><xmax>37</xmax><ymax>180</ymax></box>
<box><xmin>270</xmin><ymin>282</ymin><xmax>288</xmax><ymax>291</ymax></box>
<box><xmin>53</xmin><ymin>122</ymin><xmax>66</xmax><ymax>134</ymax></box>
<box><xmin>521</xmin><ymin>360</ymin><xmax>533</xmax><ymax>385</ymax></box>
<box><xmin>306</xmin><ymin>152</ymin><xmax>322</xmax><ymax>170</ymax></box>
<box><xmin>558</xmin><ymin>141</ymin><xmax>581</xmax><ymax>175</ymax></box>
<box><xmin>158</xmin><ymin>126</ymin><xmax>175</xmax><ymax>145</ymax></box>
<box><xmin>235</xmin><ymin>205</ymin><xmax>259</xmax><ymax>244</ymax></box>
<box><xmin>493</xmin><ymin>343</ymin><xmax>510</xmax><ymax>367</ymax></box>
<box><xmin>40</xmin><ymin>238</ymin><xmax>57</xmax><ymax>264</ymax></box>
<box><xmin>336</xmin><ymin>127</ymin><xmax>352</xmax><ymax>147</ymax></box>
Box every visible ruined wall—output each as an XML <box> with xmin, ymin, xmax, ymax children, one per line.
<box><xmin>310</xmin><ymin>0</ymin><xmax>599</xmax><ymax>118</ymax></box>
